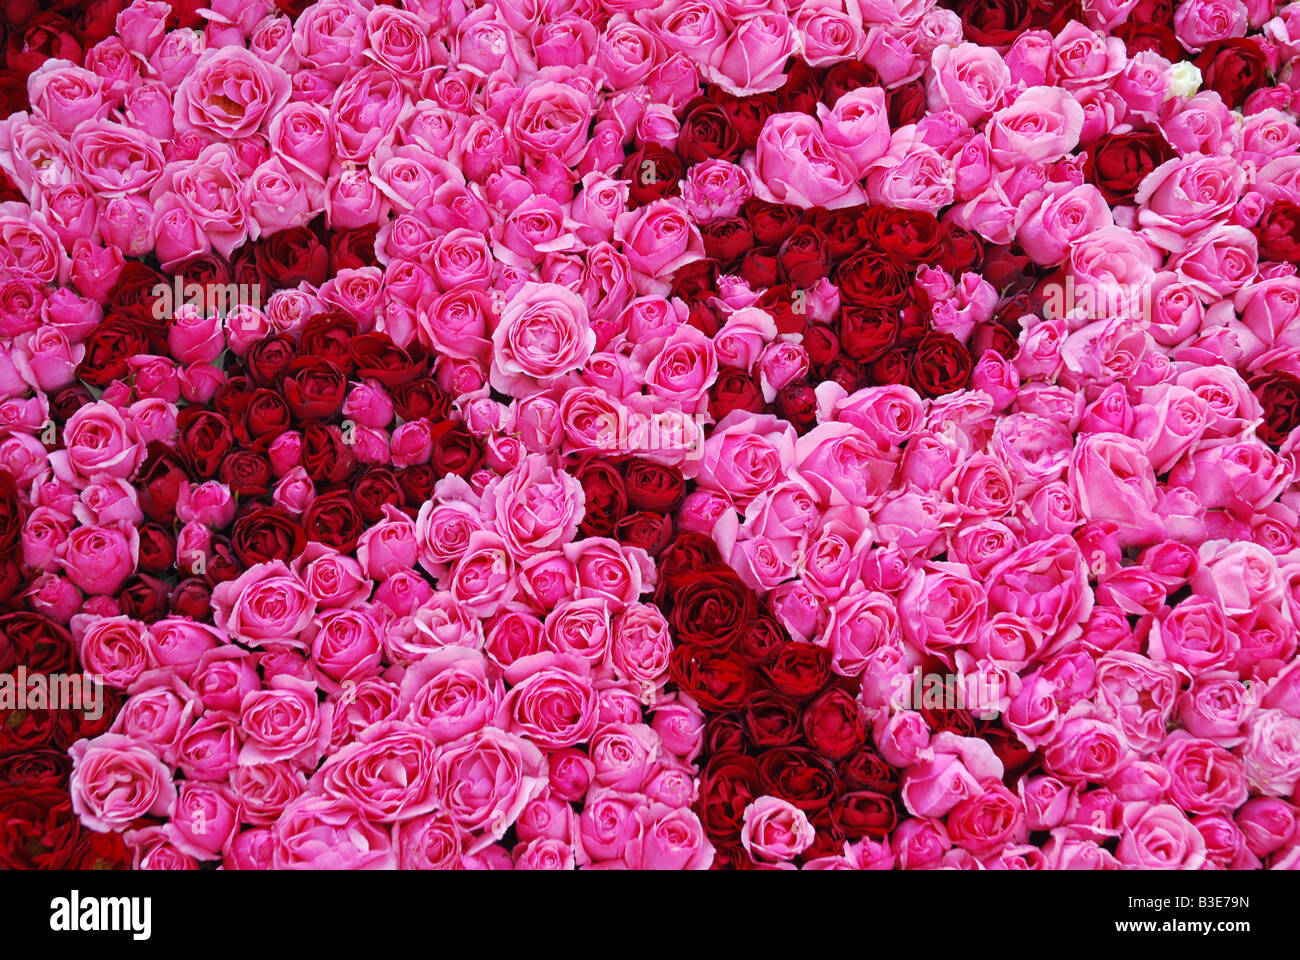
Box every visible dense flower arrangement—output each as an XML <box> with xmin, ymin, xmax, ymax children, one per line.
<box><xmin>1</xmin><ymin>0</ymin><xmax>1300</xmax><ymax>870</ymax></box>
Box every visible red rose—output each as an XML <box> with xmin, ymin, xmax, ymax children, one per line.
<box><xmin>803</xmin><ymin>323</ymin><xmax>840</xmax><ymax>371</ymax></box>
<box><xmin>669</xmin><ymin>645</ymin><xmax>754</xmax><ymax>711</ymax></box>
<box><xmin>0</xmin><ymin>70</ymin><xmax>29</xmax><ymax>117</ymax></box>
<box><xmin>757</xmin><ymin>746</ymin><xmax>840</xmax><ymax>818</ymax></box>
<box><xmin>574</xmin><ymin>456</ymin><xmax>628</xmax><ymax>537</ymax></box>
<box><xmin>391</xmin><ymin>379</ymin><xmax>451</xmax><ymax>423</ymax></box>
<box><xmin>738</xmin><ymin>246</ymin><xmax>781</xmax><ymax>290</ymax></box>
<box><xmin>1196</xmin><ymin>39</ymin><xmax>1267</xmax><ymax>110</ymax></box>
<box><xmin>0</xmin><ymin>788</ymin><xmax>84</xmax><ymax>869</ymax></box>
<box><xmin>743</xmin><ymin>691</ymin><xmax>803</xmax><ymax>749</ymax></box>
<box><xmin>709</xmin><ymin>367</ymin><xmax>765</xmax><ymax>421</ymax></box>
<box><xmin>982</xmin><ymin>724</ymin><xmax>1038</xmax><ymax>780</ymax></box>
<box><xmin>669</xmin><ymin>259</ymin><xmax>717</xmax><ymax>302</ymax></box>
<box><xmin>170</xmin><ymin>254</ymin><xmax>232</xmax><ymax>292</ymax></box>
<box><xmin>330</xmin><ymin>226</ymin><xmax>380</xmax><ymax>273</ymax></box>
<box><xmin>677</xmin><ymin>97</ymin><xmax>741</xmax><ymax>164</ymax></box>
<box><xmin>4</xmin><ymin>11</ymin><xmax>82</xmax><ymax>74</ymax></box>
<box><xmin>396</xmin><ymin>465</ymin><xmax>438</xmax><ymax>507</ymax></box>
<box><xmin>820</xmin><ymin>60</ymin><xmax>880</xmax><ymax>107</ymax></box>
<box><xmin>835</xmin><ymin>249</ymin><xmax>911</xmax><ymax>308</ymax></box>
<box><xmin>303</xmin><ymin>490</ymin><xmax>365</xmax><ymax>552</ymax></box>
<box><xmin>245</xmin><ymin>334</ymin><xmax>299</xmax><ymax>387</ymax></box>
<box><xmin>839</xmin><ymin>305</ymin><xmax>899</xmax><ymax>363</ymax></box>
<box><xmin>0</xmin><ymin>471</ymin><xmax>21</xmax><ymax>559</ymax></box>
<box><xmin>666</xmin><ymin>568</ymin><xmax>758</xmax><ymax>650</ymax></box>
<box><xmin>427</xmin><ymin>421</ymin><xmax>483</xmax><ymax>477</ymax></box>
<box><xmin>138</xmin><ymin>524</ymin><xmax>177</xmax><ymax>575</ymax></box>
<box><xmin>833</xmin><ymin>791</ymin><xmax>898</xmax><ymax>840</ymax></box>
<box><xmin>745</xmin><ymin>198</ymin><xmax>802</xmax><ymax>248</ymax></box>
<box><xmin>219</xmin><ymin>449</ymin><xmax>273</xmax><ymax>497</ymax></box>
<box><xmin>700</xmin><ymin>217</ymin><xmax>755</xmax><ymax>266</ymax></box>
<box><xmin>1255</xmin><ymin>201</ymin><xmax>1300</xmax><ymax>263</ymax></box>
<box><xmin>1251</xmin><ymin>372</ymin><xmax>1300</xmax><ymax>448</ymax></box>
<box><xmin>657</xmin><ymin>532</ymin><xmax>724</xmax><ymax>581</ymax></box>
<box><xmin>622</xmin><ymin>459</ymin><xmax>685</xmax><ymax>512</ymax></box>
<box><xmin>755</xmin><ymin>285</ymin><xmax>805</xmax><ymax>336</ymax></box>
<box><xmin>1114</xmin><ymin>23</ymin><xmax>1181</xmax><ymax>60</ymax></box>
<box><xmin>864</xmin><ymin>207</ymin><xmax>943</xmax><ymax>264</ymax></box>
<box><xmin>76</xmin><ymin>316</ymin><xmax>152</xmax><ymax>388</ymax></box>
<box><xmin>698</xmin><ymin>752</ymin><xmax>762</xmax><ymax>841</ymax></box>
<box><xmin>170</xmin><ymin>578</ymin><xmax>213</xmax><ymax>621</ymax></box>
<box><xmin>137</xmin><ymin>445</ymin><xmax>190</xmax><ymax>524</ymax></box>
<box><xmin>255</xmin><ymin>226</ymin><xmax>329</xmax><ymax>289</ymax></box>
<box><xmin>938</xmin><ymin>223</ymin><xmax>986</xmax><ymax>275</ymax></box>
<box><xmin>778</xmin><ymin>224</ymin><xmax>831</xmax><ymax>288</ymax></box>
<box><xmin>300</xmin><ymin>313</ymin><xmax>360</xmax><ymax>375</ymax></box>
<box><xmin>48</xmin><ymin>384</ymin><xmax>94</xmax><ymax>423</ymax></box>
<box><xmin>910</xmin><ymin>330</ymin><xmax>973</xmax><ymax>398</ymax></box>
<box><xmin>705</xmin><ymin>713</ymin><xmax>748</xmax><ymax>755</ymax></box>
<box><xmin>232</xmin><ymin>506</ymin><xmax>306</xmax><ymax>567</ymax></box>
<box><xmin>840</xmin><ymin>745</ymin><xmax>900</xmax><ymax>793</ymax></box>
<box><xmin>615</xmin><ymin>511</ymin><xmax>672</xmax><ymax>555</ymax></box>
<box><xmin>713</xmin><ymin>92</ymin><xmax>777</xmax><ymax>152</ymax></box>
<box><xmin>775</xmin><ymin>384</ymin><xmax>817</xmax><ymax>433</ymax></box>
<box><xmin>301</xmin><ymin>423</ymin><xmax>358</xmax><ymax>485</ymax></box>
<box><xmin>621</xmin><ymin>143</ymin><xmax>683</xmax><ymax>206</ymax></box>
<box><xmin>1085</xmin><ymin>131</ymin><xmax>1174</xmax><ymax>205</ymax></box>
<box><xmin>282</xmin><ymin>357</ymin><xmax>346</xmax><ymax>422</ymax></box>
<box><xmin>240</xmin><ymin>387</ymin><xmax>292</xmax><ymax>442</ymax></box>
<box><xmin>888</xmin><ymin>80</ymin><xmax>927</xmax><ymax>127</ymax></box>
<box><xmin>353</xmin><ymin>468</ymin><xmax>405</xmax><ymax>524</ymax></box>
<box><xmin>176</xmin><ymin>408</ymin><xmax>234</xmax><ymax>479</ymax></box>
<box><xmin>118</xmin><ymin>575</ymin><xmax>169</xmax><ymax>622</ymax></box>
<box><xmin>54</xmin><ymin>687</ymin><xmax>121</xmax><ymax>746</ymax></box>
<box><xmin>867</xmin><ymin>347</ymin><xmax>912</xmax><ymax>386</ymax></box>
<box><xmin>802</xmin><ymin>687</ymin><xmax>867</xmax><ymax>759</ymax></box>
<box><xmin>0</xmin><ymin>748</ymin><xmax>70</xmax><ymax>790</ymax></box>
<box><xmin>776</xmin><ymin>59</ymin><xmax>822</xmax><ymax>115</ymax></box>
<box><xmin>813</xmin><ymin>207</ymin><xmax>868</xmax><ymax>263</ymax></box>
<box><xmin>763</xmin><ymin>642</ymin><xmax>832</xmax><ymax>701</ymax></box>
<box><xmin>0</xmin><ymin>705</ymin><xmax>59</xmax><ymax>755</ymax></box>
<box><xmin>737</xmin><ymin>612</ymin><xmax>789</xmax><ymax>665</ymax></box>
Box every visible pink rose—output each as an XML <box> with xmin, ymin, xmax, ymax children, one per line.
<box><xmin>69</xmin><ymin>733</ymin><xmax>177</xmax><ymax>833</ymax></box>
<box><xmin>741</xmin><ymin>795</ymin><xmax>816</xmax><ymax>863</ymax></box>
<box><xmin>747</xmin><ymin>113</ymin><xmax>867</xmax><ymax>210</ymax></box>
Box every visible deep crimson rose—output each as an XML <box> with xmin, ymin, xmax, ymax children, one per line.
<box><xmin>755</xmin><ymin>285</ymin><xmax>805</xmax><ymax>337</ymax></box>
<box><xmin>212</xmin><ymin>374</ymin><xmax>254</xmax><ymax>423</ymax></box>
<box><xmin>255</xmin><ymin>226</ymin><xmax>329</xmax><ymax>289</ymax></box>
<box><xmin>812</xmin><ymin>208</ymin><xmax>868</xmax><ymax>263</ymax></box>
<box><xmin>48</xmin><ymin>384</ymin><xmax>94</xmax><ymax>424</ymax></box>
<box><xmin>833</xmin><ymin>791</ymin><xmax>898</xmax><ymax>840</ymax></box>
<box><xmin>667</xmin><ymin>569</ymin><xmax>757</xmax><ymax>650</ymax></box>
<box><xmin>202</xmin><ymin>539</ymin><xmax>240</xmax><ymax>585</ymax></box>
<box><xmin>835</xmin><ymin>249</ymin><xmax>911</xmax><ymax>308</ymax></box>
<box><xmin>910</xmin><ymin>331</ymin><xmax>973</xmax><ymax>398</ymax></box>
<box><xmin>982</xmin><ymin>724</ymin><xmax>1038</xmax><ymax>780</ymax></box>
<box><xmin>301</xmin><ymin>423</ymin><xmax>358</xmax><ymax>485</ymax></box>
<box><xmin>354</xmin><ymin>468</ymin><xmax>405</xmax><ymax>524</ymax></box>
<box><xmin>391</xmin><ymin>379</ymin><xmax>451</xmax><ymax>423</ymax></box>
<box><xmin>865</xmin><ymin>208</ymin><xmax>943</xmax><ymax>264</ymax></box>
<box><xmin>677</xmin><ymin>98</ymin><xmax>742</xmax><ymax>164</ymax></box>
<box><xmin>896</xmin><ymin>304</ymin><xmax>928</xmax><ymax>347</ymax></box>
<box><xmin>804</xmin><ymin>813</ymin><xmax>848</xmax><ymax>861</ymax></box>
<box><xmin>574</xmin><ymin>457</ymin><xmax>628</xmax><ymax>537</ymax></box>
<box><xmin>1114</xmin><ymin>22</ymin><xmax>1181</xmax><ymax>59</ymax></box>
<box><xmin>303</xmin><ymin>491</ymin><xmax>365</xmax><ymax>552</ymax></box>
<box><xmin>888</xmin><ymin>80</ymin><xmax>927</xmax><ymax>127</ymax></box>
<box><xmin>241</xmin><ymin>388</ymin><xmax>292</xmax><ymax>442</ymax></box>
<box><xmin>775</xmin><ymin>384</ymin><xmax>817</xmax><ymax>433</ymax></box>
<box><xmin>352</xmin><ymin>334</ymin><xmax>426</xmax><ymax>387</ymax></box>
<box><xmin>840</xmin><ymin>305</ymin><xmax>899</xmax><ymax>363</ymax></box>
<box><xmin>737</xmin><ymin>612</ymin><xmax>789</xmax><ymax>665</ymax></box>
<box><xmin>0</xmin><ymin>612</ymin><xmax>73</xmax><ymax>674</ymax></box>
<box><xmin>0</xmin><ymin>70</ymin><xmax>29</xmax><ymax>118</ymax></box>
<box><xmin>176</xmin><ymin>408</ymin><xmax>235</xmax><ymax>479</ymax></box>
<box><xmin>840</xmin><ymin>746</ymin><xmax>900</xmax><ymax>793</ymax></box>
<box><xmin>867</xmin><ymin>348</ymin><xmax>911</xmax><ymax>386</ymax></box>
<box><xmin>64</xmin><ymin>831</ymin><xmax>131</xmax><ymax>871</ymax></box>
<box><xmin>282</xmin><ymin>357</ymin><xmax>347</xmax><ymax>422</ymax></box>
<box><xmin>821</xmin><ymin>60</ymin><xmax>880</xmax><ymax>107</ymax></box>
<box><xmin>4</xmin><ymin>11</ymin><xmax>82</xmax><ymax>74</ymax></box>
<box><xmin>622</xmin><ymin>459</ymin><xmax>684</xmax><ymax>512</ymax></box>
<box><xmin>1252</xmin><ymin>372</ymin><xmax>1300</xmax><ymax>448</ymax></box>
<box><xmin>0</xmin><ymin>788</ymin><xmax>84</xmax><ymax>869</ymax></box>
<box><xmin>1085</xmin><ymin>131</ymin><xmax>1174</xmax><ymax>205</ymax></box>
<box><xmin>669</xmin><ymin>259</ymin><xmax>717</xmax><ymax>302</ymax></box>
<box><xmin>0</xmin><ymin>749</ymin><xmax>70</xmax><ymax>791</ymax></box>
<box><xmin>396</xmin><ymin>465</ymin><xmax>438</xmax><ymax>507</ymax></box>
<box><xmin>1131</xmin><ymin>0</ymin><xmax>1173</xmax><ymax>19</ymax></box>
<box><xmin>75</xmin><ymin>0</ymin><xmax>126</xmax><ymax>48</ymax></box>
<box><xmin>700</xmin><ymin>217</ymin><xmax>755</xmax><ymax>266</ymax></box>
<box><xmin>669</xmin><ymin>645</ymin><xmax>754</xmax><ymax>711</ymax></box>
<box><xmin>118</xmin><ymin>575</ymin><xmax>170</xmax><ymax>622</ymax></box>
<box><xmin>698</xmin><ymin>752</ymin><xmax>762</xmax><ymax>841</ymax></box>
<box><xmin>0</xmin><ymin>706</ymin><xmax>60</xmax><ymax>756</ymax></box>
<box><xmin>330</xmin><ymin>226</ymin><xmax>380</xmax><ymax>272</ymax></box>
<box><xmin>245</xmin><ymin>335</ymin><xmax>299</xmax><ymax>387</ymax></box>
<box><xmin>657</xmin><ymin>533</ymin><xmax>724</xmax><ymax>582</ymax></box>
<box><xmin>920</xmin><ymin>694</ymin><xmax>979</xmax><ymax>736</ymax></box>
<box><xmin>137</xmin><ymin>446</ymin><xmax>190</xmax><ymax>524</ymax></box>
<box><xmin>938</xmin><ymin>224</ymin><xmax>986</xmax><ymax>275</ymax></box>
<box><xmin>742</xmin><ymin>691</ymin><xmax>804</xmax><ymax>749</ymax></box>
<box><xmin>803</xmin><ymin>324</ymin><xmax>840</xmax><ymax>370</ymax></box>
<box><xmin>778</xmin><ymin>225</ymin><xmax>831</xmax><ymax>288</ymax></box>
<box><xmin>615</xmin><ymin>511</ymin><xmax>672</xmax><ymax>555</ymax></box>
<box><xmin>170</xmin><ymin>578</ymin><xmax>213</xmax><ymax>621</ymax></box>
<box><xmin>107</xmin><ymin>263</ymin><xmax>169</xmax><ymax>326</ymax></box>
<box><xmin>428</xmin><ymin>421</ymin><xmax>483</xmax><ymax>477</ymax></box>
<box><xmin>948</xmin><ymin>0</ymin><xmax>1031</xmax><ymax>46</ymax></box>
<box><xmin>970</xmin><ymin>321</ymin><xmax>1019</xmax><ymax>359</ymax></box>
<box><xmin>0</xmin><ymin>471</ymin><xmax>21</xmax><ymax>559</ymax></box>
<box><xmin>757</xmin><ymin>746</ymin><xmax>840</xmax><ymax>817</ymax></box>
<box><xmin>76</xmin><ymin>317</ymin><xmax>151</xmax><ymax>388</ymax></box>
<box><xmin>1255</xmin><ymin>202</ymin><xmax>1300</xmax><ymax>263</ymax></box>
<box><xmin>716</xmin><ymin>93</ymin><xmax>779</xmax><ymax>152</ymax></box>
<box><xmin>219</xmin><ymin>450</ymin><xmax>273</xmax><ymax>497</ymax></box>
<box><xmin>705</xmin><ymin>713</ymin><xmax>747</xmax><ymax>755</ymax></box>
<box><xmin>171</xmin><ymin>254</ymin><xmax>232</xmax><ymax>293</ymax></box>
<box><xmin>777</xmin><ymin>59</ymin><xmax>822</xmax><ymax>116</ymax></box>
<box><xmin>745</xmin><ymin>198</ymin><xmax>802</xmax><ymax>248</ymax></box>
<box><xmin>710</xmin><ymin>367</ymin><xmax>766</xmax><ymax>421</ymax></box>
<box><xmin>55</xmin><ymin>687</ymin><xmax>121</xmax><ymax>746</ymax></box>
<box><xmin>300</xmin><ymin>313</ymin><xmax>360</xmax><ymax>374</ymax></box>
<box><xmin>802</xmin><ymin>687</ymin><xmax>867</xmax><ymax>760</ymax></box>
<box><xmin>622</xmin><ymin>143</ymin><xmax>683</xmax><ymax>206</ymax></box>
<box><xmin>230</xmin><ymin>245</ymin><xmax>264</xmax><ymax>291</ymax></box>
<box><xmin>763</xmin><ymin>642</ymin><xmax>832</xmax><ymax>701</ymax></box>
<box><xmin>738</xmin><ymin>247</ymin><xmax>781</xmax><ymax>290</ymax></box>
<box><xmin>1196</xmin><ymin>39</ymin><xmax>1267</xmax><ymax>109</ymax></box>
<box><xmin>232</xmin><ymin>506</ymin><xmax>307</xmax><ymax>566</ymax></box>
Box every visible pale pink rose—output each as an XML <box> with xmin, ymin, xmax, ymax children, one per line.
<box><xmin>69</xmin><ymin>733</ymin><xmax>177</xmax><ymax>833</ymax></box>
<box><xmin>1116</xmin><ymin>802</ymin><xmax>1207</xmax><ymax>869</ymax></box>
<box><xmin>987</xmin><ymin>86</ymin><xmax>1085</xmax><ymax>165</ymax></box>
<box><xmin>271</xmin><ymin>794</ymin><xmax>396</xmax><ymax>869</ymax></box>
<box><xmin>926</xmin><ymin>42</ymin><xmax>1012</xmax><ymax>124</ymax></box>
<box><xmin>490</xmin><ymin>282</ymin><xmax>595</xmax><ymax>395</ymax></box>
<box><xmin>702</xmin><ymin>13</ymin><xmax>796</xmax><ymax>96</ymax></box>
<box><xmin>746</xmin><ymin>112</ymin><xmax>868</xmax><ymax>210</ymax></box>
<box><xmin>435</xmin><ymin>727</ymin><xmax>548</xmax><ymax>852</ymax></box>
<box><xmin>741</xmin><ymin>795</ymin><xmax>816</xmax><ymax>863</ymax></box>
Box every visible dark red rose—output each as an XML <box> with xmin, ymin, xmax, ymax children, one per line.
<box><xmin>677</xmin><ymin>97</ymin><xmax>741</xmax><ymax>164</ymax></box>
<box><xmin>778</xmin><ymin>225</ymin><xmax>831</xmax><ymax>287</ymax></box>
<box><xmin>920</xmin><ymin>696</ymin><xmax>978</xmax><ymax>737</ymax></box>
<box><xmin>743</xmin><ymin>691</ymin><xmax>804</xmax><ymax>749</ymax></box>
<box><xmin>887</xmin><ymin>80</ymin><xmax>927</xmax><ymax>127</ymax></box>
<box><xmin>48</xmin><ymin>384</ymin><xmax>94</xmax><ymax>423</ymax></box>
<box><xmin>303</xmin><ymin>491</ymin><xmax>365</xmax><ymax>553</ymax></box>
<box><xmin>615</xmin><ymin>511</ymin><xmax>672</xmax><ymax>555</ymax></box>
<box><xmin>757</xmin><ymin>746</ymin><xmax>840</xmax><ymax>817</ymax></box>
<box><xmin>867</xmin><ymin>347</ymin><xmax>912</xmax><ymax>386</ymax></box>
<box><xmin>982</xmin><ymin>724</ymin><xmax>1038</xmax><ymax>781</ymax></box>
<box><xmin>117</xmin><ymin>575</ymin><xmax>169</xmax><ymax>622</ymax></box>
<box><xmin>232</xmin><ymin>506</ymin><xmax>306</xmax><ymax>566</ymax></box>
<box><xmin>330</xmin><ymin>226</ymin><xmax>380</xmax><ymax>272</ymax></box>
<box><xmin>738</xmin><ymin>246</ymin><xmax>780</xmax><ymax>290</ymax></box>
<box><xmin>698</xmin><ymin>752</ymin><xmax>761</xmax><ymax>841</ymax></box>
<box><xmin>938</xmin><ymin>224</ymin><xmax>986</xmax><ymax>275</ymax></box>
<box><xmin>820</xmin><ymin>60</ymin><xmax>880</xmax><ymax>107</ymax></box>
<box><xmin>55</xmin><ymin>687</ymin><xmax>121</xmax><ymax>746</ymax></box>
<box><xmin>763</xmin><ymin>641</ymin><xmax>831</xmax><ymax>701</ymax></box>
<box><xmin>64</xmin><ymin>830</ymin><xmax>131</xmax><ymax>871</ymax></box>
<box><xmin>354</xmin><ymin>468</ymin><xmax>405</xmax><ymax>524</ymax></box>
<box><xmin>170</xmin><ymin>578</ymin><xmax>213</xmax><ymax>621</ymax></box>
<box><xmin>245</xmin><ymin>334</ymin><xmax>298</xmax><ymax>387</ymax></box>
<box><xmin>211</xmin><ymin>373</ymin><xmax>254</xmax><ymax>423</ymax></box>
<box><xmin>301</xmin><ymin>423</ymin><xmax>357</xmax><ymax>485</ymax></box>
<box><xmin>804</xmin><ymin>813</ymin><xmax>848</xmax><ymax>861</ymax></box>
<box><xmin>0</xmin><ymin>612</ymin><xmax>74</xmax><ymax>674</ymax></box>
<box><xmin>833</xmin><ymin>791</ymin><xmax>898</xmax><ymax>840</ymax></box>
<box><xmin>657</xmin><ymin>532</ymin><xmax>724</xmax><ymax>581</ymax></box>
<box><xmin>76</xmin><ymin>317</ymin><xmax>150</xmax><ymax>388</ymax></box>
<box><xmin>1255</xmin><ymin>201</ymin><xmax>1300</xmax><ymax>263</ymax></box>
<box><xmin>911</xmin><ymin>330</ymin><xmax>973</xmax><ymax>397</ymax></box>
<box><xmin>896</xmin><ymin>303</ymin><xmax>928</xmax><ymax>347</ymax></box>
<box><xmin>391</xmin><ymin>379</ymin><xmax>451</xmax><ymax>423</ymax></box>
<box><xmin>802</xmin><ymin>687</ymin><xmax>867</xmax><ymax>760</ymax></box>
<box><xmin>1114</xmin><ymin>22</ymin><xmax>1181</xmax><ymax>59</ymax></box>
<box><xmin>755</xmin><ymin>285</ymin><xmax>805</xmax><ymax>337</ymax></box>
<box><xmin>705</xmin><ymin>713</ymin><xmax>748</xmax><ymax>755</ymax></box>
<box><xmin>428</xmin><ymin>420</ymin><xmax>483</xmax><ymax>477</ymax></box>
<box><xmin>1252</xmin><ymin>372</ymin><xmax>1300</xmax><ymax>448</ymax></box>
<box><xmin>1085</xmin><ymin>131</ymin><xmax>1174</xmax><ymax>205</ymax></box>
<box><xmin>0</xmin><ymin>706</ymin><xmax>59</xmax><ymax>755</ymax></box>
<box><xmin>775</xmin><ymin>384</ymin><xmax>817</xmax><ymax>433</ymax></box>
<box><xmin>1131</xmin><ymin>0</ymin><xmax>1173</xmax><ymax>19</ymax></box>
<box><xmin>136</xmin><ymin>445</ymin><xmax>189</xmax><ymax>524</ymax></box>
<box><xmin>170</xmin><ymin>253</ymin><xmax>231</xmax><ymax>292</ymax></box>
<box><xmin>622</xmin><ymin>459</ymin><xmax>684</xmax><ymax>512</ymax></box>
<box><xmin>667</xmin><ymin>569</ymin><xmax>757</xmax><ymax>650</ymax></box>
<box><xmin>713</xmin><ymin>92</ymin><xmax>778</xmax><ymax>152</ymax></box>
<box><xmin>700</xmin><ymin>217</ymin><xmax>755</xmax><ymax>266</ymax></box>
<box><xmin>669</xmin><ymin>645</ymin><xmax>754</xmax><ymax>711</ymax></box>
<box><xmin>396</xmin><ymin>465</ymin><xmax>438</xmax><ymax>507</ymax></box>
<box><xmin>176</xmin><ymin>408</ymin><xmax>234</xmax><ymax>479</ymax></box>
<box><xmin>219</xmin><ymin>449</ymin><xmax>273</xmax><ymax>498</ymax></box>
<box><xmin>812</xmin><ymin>207</ymin><xmax>868</xmax><ymax>263</ymax></box>
<box><xmin>803</xmin><ymin>324</ymin><xmax>840</xmax><ymax>371</ymax></box>
<box><xmin>76</xmin><ymin>0</ymin><xmax>126</xmax><ymax>48</ymax></box>
<box><xmin>352</xmin><ymin>333</ymin><xmax>426</xmax><ymax>387</ymax></box>
<box><xmin>839</xmin><ymin>305</ymin><xmax>899</xmax><ymax>363</ymax></box>
<box><xmin>776</xmin><ymin>58</ymin><xmax>822</xmax><ymax>115</ymax></box>
<box><xmin>970</xmin><ymin>321</ymin><xmax>1019</xmax><ymax>359</ymax></box>
<box><xmin>0</xmin><ymin>70</ymin><xmax>29</xmax><ymax>117</ymax></box>
<box><xmin>835</xmin><ymin>249</ymin><xmax>911</xmax><ymax>308</ymax></box>
<box><xmin>865</xmin><ymin>207</ymin><xmax>943</xmax><ymax>264</ymax></box>
<box><xmin>1196</xmin><ymin>39</ymin><xmax>1267</xmax><ymax>110</ymax></box>
<box><xmin>299</xmin><ymin>313</ymin><xmax>359</xmax><ymax>374</ymax></box>
<box><xmin>574</xmin><ymin>457</ymin><xmax>627</xmax><ymax>537</ymax></box>
<box><xmin>282</xmin><ymin>357</ymin><xmax>346</xmax><ymax>422</ymax></box>
<box><xmin>107</xmin><ymin>262</ymin><xmax>169</xmax><ymax>325</ymax></box>
<box><xmin>0</xmin><ymin>471</ymin><xmax>21</xmax><ymax>559</ymax></box>
<box><xmin>669</xmin><ymin>259</ymin><xmax>717</xmax><ymax>302</ymax></box>
<box><xmin>5</xmin><ymin>11</ymin><xmax>81</xmax><ymax>74</ymax></box>
<box><xmin>745</xmin><ymin>198</ymin><xmax>802</xmax><ymax>248</ymax></box>
<box><xmin>840</xmin><ymin>745</ymin><xmax>900</xmax><ymax>793</ymax></box>
<box><xmin>621</xmin><ymin>143</ymin><xmax>683</xmax><ymax>206</ymax></box>
<box><xmin>0</xmin><ymin>748</ymin><xmax>70</xmax><ymax>790</ymax></box>
<box><xmin>241</xmin><ymin>387</ymin><xmax>292</xmax><ymax>442</ymax></box>
<box><xmin>255</xmin><ymin>226</ymin><xmax>329</xmax><ymax>289</ymax></box>
<box><xmin>709</xmin><ymin>367</ymin><xmax>765</xmax><ymax>421</ymax></box>
<box><xmin>737</xmin><ymin>612</ymin><xmax>789</xmax><ymax>665</ymax></box>
<box><xmin>0</xmin><ymin>788</ymin><xmax>84</xmax><ymax>869</ymax></box>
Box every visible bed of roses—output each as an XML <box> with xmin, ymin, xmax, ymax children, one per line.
<box><xmin>2</xmin><ymin>0</ymin><xmax>1300</xmax><ymax>871</ymax></box>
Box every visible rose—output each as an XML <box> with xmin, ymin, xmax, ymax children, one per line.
<box><xmin>313</xmin><ymin>721</ymin><xmax>440</xmax><ymax>822</ymax></box>
<box><xmin>1196</xmin><ymin>39</ymin><xmax>1266</xmax><ymax>109</ymax></box>
<box><xmin>482</xmin><ymin>457</ymin><xmax>585</xmax><ymax>558</ymax></box>
<box><xmin>1251</xmin><ymin>373</ymin><xmax>1300</xmax><ymax>447</ymax></box>
<box><xmin>174</xmin><ymin>46</ymin><xmax>291</xmax><ymax>140</ymax></box>
<box><xmin>1161</xmin><ymin>736</ymin><xmax>1249</xmax><ymax>815</ymax></box>
<box><xmin>624</xmin><ymin>804</ymin><xmax>713</xmax><ymax>869</ymax></box>
<box><xmin>434</xmin><ymin>727</ymin><xmax>547</xmax><ymax>851</ymax></box>
<box><xmin>740</xmin><ymin>795</ymin><xmax>815</xmax><ymax>863</ymax></box>
<box><xmin>271</xmin><ymin>794</ymin><xmax>396</xmax><ymax>869</ymax></box>
<box><xmin>986</xmin><ymin>86</ymin><xmax>1084</xmax><ymax>164</ymax></box>
<box><xmin>212</xmin><ymin>561</ymin><xmax>316</xmax><ymax>648</ymax></box>
<box><xmin>702</xmin><ymin>14</ymin><xmax>796</xmax><ymax>97</ymax></box>
<box><xmin>490</xmin><ymin>283</ymin><xmax>595</xmax><ymax>395</ymax></box>
<box><xmin>747</xmin><ymin>113</ymin><xmax>866</xmax><ymax>210</ymax></box>
<box><xmin>1116</xmin><ymin>802</ymin><xmax>1207</xmax><ymax>869</ymax></box>
<box><xmin>68</xmin><ymin>733</ymin><xmax>177</xmax><ymax>833</ymax></box>
<box><xmin>507</xmin><ymin>79</ymin><xmax>594</xmax><ymax>165</ymax></box>
<box><xmin>1243</xmin><ymin>710</ymin><xmax>1300</xmax><ymax>797</ymax></box>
